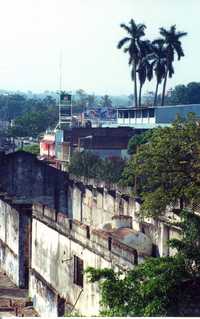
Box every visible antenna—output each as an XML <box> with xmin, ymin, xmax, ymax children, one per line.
<box><xmin>56</xmin><ymin>49</ymin><xmax>73</xmax><ymax>129</ymax></box>
<box><xmin>59</xmin><ymin>49</ymin><xmax>62</xmax><ymax>92</ymax></box>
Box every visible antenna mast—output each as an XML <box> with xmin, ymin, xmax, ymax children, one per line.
<box><xmin>58</xmin><ymin>50</ymin><xmax>72</xmax><ymax>128</ymax></box>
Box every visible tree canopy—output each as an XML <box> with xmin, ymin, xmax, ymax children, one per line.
<box><xmin>127</xmin><ymin>130</ymin><xmax>152</xmax><ymax>155</ymax></box>
<box><xmin>121</xmin><ymin>114</ymin><xmax>200</xmax><ymax>217</ymax></box>
<box><xmin>69</xmin><ymin>151</ymin><xmax>125</xmax><ymax>184</ymax></box>
<box><xmin>170</xmin><ymin>82</ymin><xmax>200</xmax><ymax>105</ymax></box>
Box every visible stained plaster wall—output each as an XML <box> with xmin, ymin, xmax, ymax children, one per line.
<box><xmin>30</xmin><ymin>204</ymin><xmax>138</xmax><ymax>316</ymax></box>
<box><xmin>0</xmin><ymin>199</ymin><xmax>19</xmax><ymax>285</ymax></box>
<box><xmin>71</xmin><ymin>183</ymin><xmax>138</xmax><ymax>228</ymax></box>
<box><xmin>141</xmin><ymin>218</ymin><xmax>181</xmax><ymax>257</ymax></box>
<box><xmin>0</xmin><ymin>151</ymin><xmax>68</xmax><ymax>213</ymax></box>
<box><xmin>70</xmin><ymin>180</ymin><xmax>181</xmax><ymax>258</ymax></box>
<box><xmin>0</xmin><ymin>197</ymin><xmax>32</xmax><ymax>288</ymax></box>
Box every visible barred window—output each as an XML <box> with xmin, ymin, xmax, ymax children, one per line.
<box><xmin>73</xmin><ymin>256</ymin><xmax>83</xmax><ymax>287</ymax></box>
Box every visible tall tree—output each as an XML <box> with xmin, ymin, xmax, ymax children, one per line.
<box><xmin>100</xmin><ymin>95</ymin><xmax>112</xmax><ymax>108</ymax></box>
<box><xmin>137</xmin><ymin>40</ymin><xmax>153</xmax><ymax>106</ymax></box>
<box><xmin>149</xmin><ymin>39</ymin><xmax>167</xmax><ymax>106</ymax></box>
<box><xmin>160</xmin><ymin>25</ymin><xmax>187</xmax><ymax>106</ymax></box>
<box><xmin>117</xmin><ymin>19</ymin><xmax>146</xmax><ymax>107</ymax></box>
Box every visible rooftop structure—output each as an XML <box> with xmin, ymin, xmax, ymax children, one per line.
<box><xmin>116</xmin><ymin>104</ymin><xmax>200</xmax><ymax>129</ymax></box>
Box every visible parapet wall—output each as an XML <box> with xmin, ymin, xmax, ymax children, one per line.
<box><xmin>32</xmin><ymin>202</ymin><xmax>138</xmax><ymax>265</ymax></box>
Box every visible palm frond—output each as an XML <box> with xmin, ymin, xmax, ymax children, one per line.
<box><xmin>120</xmin><ymin>23</ymin><xmax>132</xmax><ymax>35</ymax></box>
<box><xmin>173</xmin><ymin>42</ymin><xmax>185</xmax><ymax>60</ymax></box>
<box><xmin>117</xmin><ymin>37</ymin><xmax>130</xmax><ymax>49</ymax></box>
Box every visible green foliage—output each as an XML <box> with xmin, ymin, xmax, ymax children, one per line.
<box><xmin>87</xmin><ymin>256</ymin><xmax>189</xmax><ymax>316</ymax></box>
<box><xmin>170</xmin><ymin>82</ymin><xmax>200</xmax><ymax>105</ymax></box>
<box><xmin>170</xmin><ymin>209</ymin><xmax>200</xmax><ymax>275</ymax></box>
<box><xmin>0</xmin><ymin>94</ymin><xmax>57</xmax><ymax>121</ymax></box>
<box><xmin>64</xmin><ymin>311</ymin><xmax>82</xmax><ymax>317</ymax></box>
<box><xmin>128</xmin><ymin>130</ymin><xmax>153</xmax><ymax>155</ymax></box>
<box><xmin>9</xmin><ymin>106</ymin><xmax>58</xmax><ymax>138</ymax></box>
<box><xmin>98</xmin><ymin>157</ymin><xmax>126</xmax><ymax>184</ymax></box>
<box><xmin>86</xmin><ymin>209</ymin><xmax>200</xmax><ymax>316</ymax></box>
<box><xmin>122</xmin><ymin>114</ymin><xmax>200</xmax><ymax>217</ymax></box>
<box><xmin>100</xmin><ymin>95</ymin><xmax>112</xmax><ymax>108</ymax></box>
<box><xmin>69</xmin><ymin>151</ymin><xmax>102</xmax><ymax>179</ymax></box>
<box><xmin>69</xmin><ymin>151</ymin><xmax>125</xmax><ymax>184</ymax></box>
<box><xmin>23</xmin><ymin>144</ymin><xmax>40</xmax><ymax>155</ymax></box>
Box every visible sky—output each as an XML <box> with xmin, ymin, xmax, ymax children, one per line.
<box><xmin>0</xmin><ymin>0</ymin><xmax>199</xmax><ymax>95</ymax></box>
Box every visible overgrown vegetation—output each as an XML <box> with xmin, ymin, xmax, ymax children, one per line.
<box><xmin>69</xmin><ymin>151</ymin><xmax>125</xmax><ymax>184</ymax></box>
<box><xmin>86</xmin><ymin>209</ymin><xmax>200</xmax><ymax>316</ymax></box>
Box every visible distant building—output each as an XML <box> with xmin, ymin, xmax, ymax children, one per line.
<box><xmin>54</xmin><ymin>127</ymin><xmax>146</xmax><ymax>168</ymax></box>
<box><xmin>116</xmin><ymin>104</ymin><xmax>200</xmax><ymax>129</ymax></box>
<box><xmin>40</xmin><ymin>132</ymin><xmax>55</xmax><ymax>158</ymax></box>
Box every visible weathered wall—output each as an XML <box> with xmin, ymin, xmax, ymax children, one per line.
<box><xmin>71</xmin><ymin>182</ymin><xmax>138</xmax><ymax>228</ymax></box>
<box><xmin>0</xmin><ymin>196</ymin><xmax>32</xmax><ymax>288</ymax></box>
<box><xmin>0</xmin><ymin>199</ymin><xmax>19</xmax><ymax>285</ymax></box>
<box><xmin>0</xmin><ymin>151</ymin><xmax>68</xmax><ymax>213</ymax></box>
<box><xmin>69</xmin><ymin>179</ymin><xmax>181</xmax><ymax>258</ymax></box>
<box><xmin>140</xmin><ymin>218</ymin><xmax>181</xmax><ymax>257</ymax></box>
<box><xmin>30</xmin><ymin>204</ymin><xmax>138</xmax><ymax>316</ymax></box>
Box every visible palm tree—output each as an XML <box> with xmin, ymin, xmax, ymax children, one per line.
<box><xmin>159</xmin><ymin>25</ymin><xmax>187</xmax><ymax>106</ymax></box>
<box><xmin>137</xmin><ymin>40</ymin><xmax>153</xmax><ymax>106</ymax></box>
<box><xmin>148</xmin><ymin>39</ymin><xmax>167</xmax><ymax>106</ymax></box>
<box><xmin>117</xmin><ymin>19</ymin><xmax>146</xmax><ymax>107</ymax></box>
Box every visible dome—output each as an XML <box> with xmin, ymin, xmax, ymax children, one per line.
<box><xmin>112</xmin><ymin>228</ymin><xmax>152</xmax><ymax>256</ymax></box>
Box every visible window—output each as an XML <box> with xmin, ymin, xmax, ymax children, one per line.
<box><xmin>73</xmin><ymin>256</ymin><xmax>84</xmax><ymax>287</ymax></box>
<box><xmin>142</xmin><ymin>109</ymin><xmax>148</xmax><ymax>118</ymax></box>
<box><xmin>118</xmin><ymin>110</ymin><xmax>123</xmax><ymax>118</ymax></box>
<box><xmin>123</xmin><ymin>111</ymin><xmax>129</xmax><ymax>118</ymax></box>
<box><xmin>136</xmin><ymin>110</ymin><xmax>141</xmax><ymax>118</ymax></box>
<box><xmin>129</xmin><ymin>110</ymin><xmax>135</xmax><ymax>118</ymax></box>
<box><xmin>149</xmin><ymin>109</ymin><xmax>155</xmax><ymax>118</ymax></box>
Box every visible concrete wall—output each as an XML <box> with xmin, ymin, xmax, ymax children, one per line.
<box><xmin>0</xmin><ymin>151</ymin><xmax>68</xmax><ymax>213</ymax></box>
<box><xmin>30</xmin><ymin>204</ymin><xmax>138</xmax><ymax>316</ymax></box>
<box><xmin>0</xmin><ymin>196</ymin><xmax>32</xmax><ymax>288</ymax></box>
<box><xmin>71</xmin><ymin>182</ymin><xmax>138</xmax><ymax>228</ymax></box>
<box><xmin>69</xmin><ymin>178</ymin><xmax>182</xmax><ymax>259</ymax></box>
<box><xmin>0</xmin><ymin>199</ymin><xmax>19</xmax><ymax>285</ymax></box>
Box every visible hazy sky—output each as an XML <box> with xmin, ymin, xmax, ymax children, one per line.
<box><xmin>0</xmin><ymin>0</ymin><xmax>199</xmax><ymax>95</ymax></box>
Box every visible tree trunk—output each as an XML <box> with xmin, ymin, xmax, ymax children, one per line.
<box><xmin>154</xmin><ymin>81</ymin><xmax>159</xmax><ymax>106</ymax></box>
<box><xmin>139</xmin><ymin>84</ymin><xmax>142</xmax><ymax>107</ymax></box>
<box><xmin>161</xmin><ymin>70</ymin><xmax>168</xmax><ymax>106</ymax></box>
<box><xmin>133</xmin><ymin>60</ymin><xmax>138</xmax><ymax>108</ymax></box>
